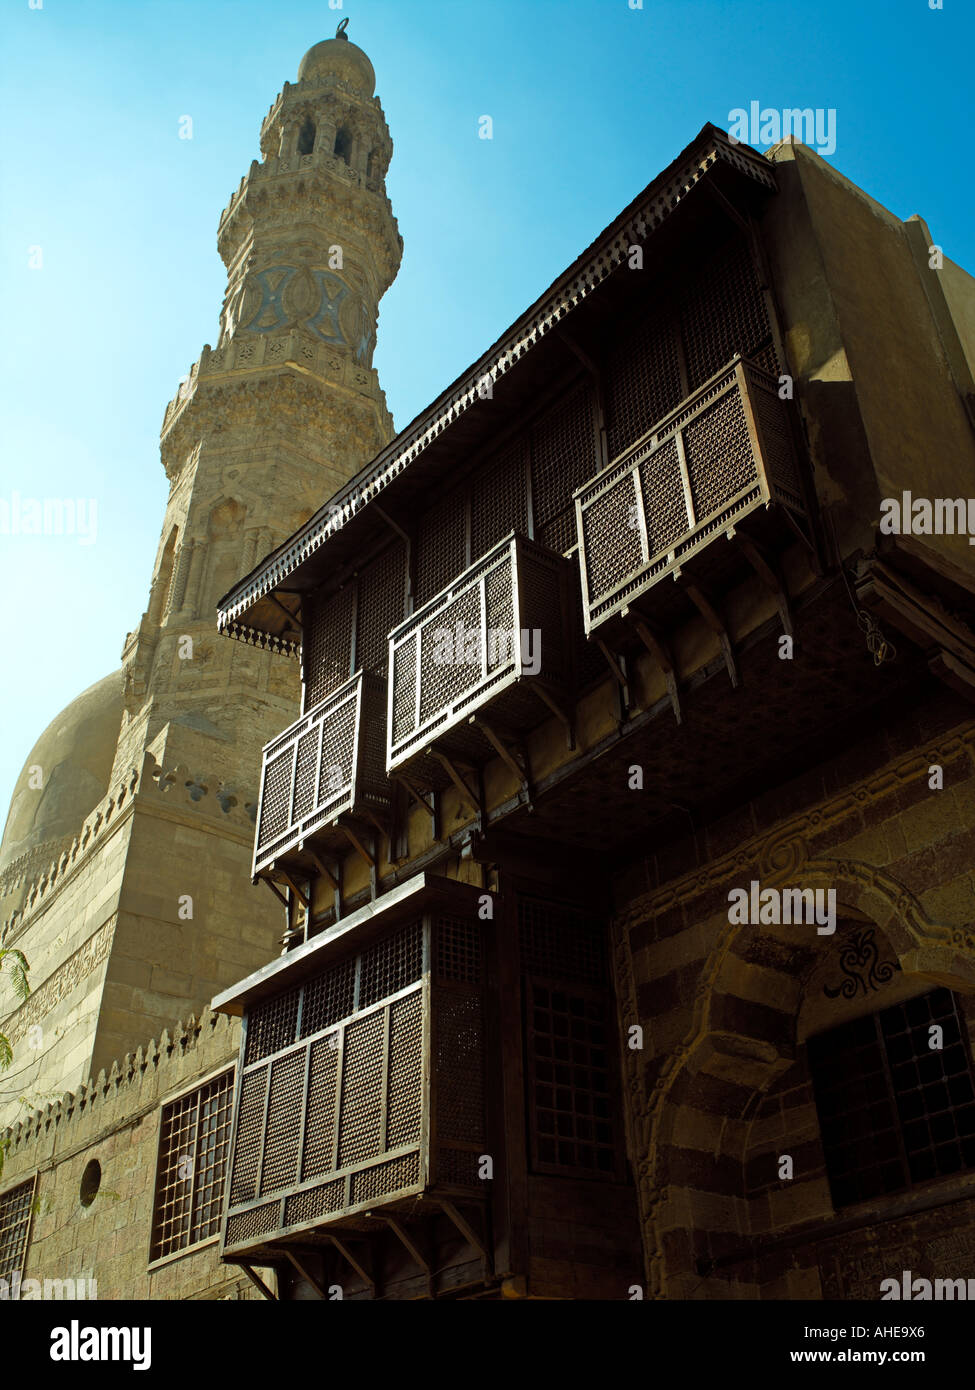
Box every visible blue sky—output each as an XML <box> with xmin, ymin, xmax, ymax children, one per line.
<box><xmin>1</xmin><ymin>0</ymin><xmax>972</xmax><ymax>824</ymax></box>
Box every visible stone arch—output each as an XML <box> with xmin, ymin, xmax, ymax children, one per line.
<box><xmin>297</xmin><ymin>116</ymin><xmax>316</xmax><ymax>156</ymax></box>
<box><xmin>333</xmin><ymin>126</ymin><xmax>353</xmax><ymax>166</ymax></box>
<box><xmin>624</xmin><ymin>854</ymin><xmax>975</xmax><ymax>1297</ymax></box>
<box><xmin>147</xmin><ymin>525</ymin><xmax>177</xmax><ymax>627</ymax></box>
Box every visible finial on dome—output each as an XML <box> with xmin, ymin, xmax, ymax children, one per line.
<box><xmin>336</xmin><ymin>17</ymin><xmax>349</xmax><ymax>41</ymax></box>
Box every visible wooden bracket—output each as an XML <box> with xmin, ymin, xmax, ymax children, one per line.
<box><xmin>304</xmin><ymin>845</ymin><xmax>339</xmax><ymax>894</ymax></box>
<box><xmin>732</xmin><ymin>530</ymin><xmax>794</xmax><ymax>637</ymax></box>
<box><xmin>278</xmin><ymin>869</ymin><xmax>309</xmax><ymax>910</ymax></box>
<box><xmin>439</xmin><ymin>1200</ymin><xmax>489</xmax><ymax>1265</ymax></box>
<box><xmin>396</xmin><ymin>773</ymin><xmax>437</xmax><ymax>824</ymax></box>
<box><xmin>470</xmin><ymin>715</ymin><xmax>527</xmax><ymax>785</ymax></box>
<box><xmin>626</xmin><ymin>609</ymin><xmax>682</xmax><ymax>724</ymax></box>
<box><xmin>284</xmin><ymin>1250</ymin><xmax>329</xmax><ymax>1300</ymax></box>
<box><xmin>339</xmin><ymin>821</ymin><xmax>374</xmax><ymax>869</ymax></box>
<box><xmin>383</xmin><ymin>1216</ymin><xmax>432</xmax><ymax>1285</ymax></box>
<box><xmin>239</xmin><ymin>1263</ymin><xmax>277</xmax><ymax>1301</ymax></box>
<box><xmin>268</xmin><ymin>593</ymin><xmax>302</xmax><ymax>639</ymax></box>
<box><xmin>531</xmin><ymin>683</ymin><xmax>575</xmax><ymax>750</ymax></box>
<box><xmin>681</xmin><ymin>580</ymin><xmax>740</xmax><ymax>688</ymax></box>
<box><xmin>327</xmin><ymin>1234</ymin><xmax>375</xmax><ymax>1292</ymax></box>
<box><xmin>260</xmin><ymin>876</ymin><xmax>290</xmax><ymax>910</ymax></box>
<box><xmin>431</xmin><ymin>748</ymin><xmax>482</xmax><ymax>818</ymax></box>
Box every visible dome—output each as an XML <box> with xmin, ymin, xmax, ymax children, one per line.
<box><xmin>298</xmin><ymin>29</ymin><xmax>375</xmax><ymax>96</ymax></box>
<box><xmin>0</xmin><ymin>670</ymin><xmax>124</xmax><ymax>901</ymax></box>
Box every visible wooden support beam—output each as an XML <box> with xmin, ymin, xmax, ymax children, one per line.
<box><xmin>304</xmin><ymin>845</ymin><xmax>339</xmax><ymax>893</ymax></box>
<box><xmin>682</xmin><ymin>581</ymin><xmax>740</xmax><ymax>688</ymax></box>
<box><xmin>470</xmin><ymin>715</ymin><xmax>526</xmax><ymax>785</ymax></box>
<box><xmin>733</xmin><ymin>531</ymin><xmax>794</xmax><ymax>637</ymax></box>
<box><xmin>628</xmin><ymin>613</ymin><xmax>682</xmax><ymax>725</ymax></box>
<box><xmin>268</xmin><ymin>593</ymin><xmax>302</xmax><ymax>637</ymax></box>
<box><xmin>383</xmin><ymin>1216</ymin><xmax>431</xmax><ymax>1274</ymax></box>
<box><xmin>285</xmin><ymin>1250</ymin><xmax>329</xmax><ymax>1300</ymax></box>
<box><xmin>396</xmin><ymin>773</ymin><xmax>437</xmax><ymax>823</ymax></box>
<box><xmin>239</xmin><ymin>1264</ymin><xmax>277</xmax><ymax>1301</ymax></box>
<box><xmin>339</xmin><ymin>821</ymin><xmax>374</xmax><ymax>868</ymax></box>
<box><xmin>431</xmin><ymin>750</ymin><xmax>481</xmax><ymax>818</ymax></box>
<box><xmin>596</xmin><ymin>638</ymin><xmax>627</xmax><ymax>689</ymax></box>
<box><xmin>531</xmin><ymin>683</ymin><xmax>575</xmax><ymax>749</ymax></box>
<box><xmin>259</xmin><ymin>876</ymin><xmax>290</xmax><ymax>910</ymax></box>
<box><xmin>279</xmin><ymin>869</ymin><xmax>309</xmax><ymax>909</ymax></box>
<box><xmin>328</xmin><ymin>1234</ymin><xmax>375</xmax><ymax>1291</ymax></box>
<box><xmin>439</xmin><ymin>1200</ymin><xmax>489</xmax><ymax>1264</ymax></box>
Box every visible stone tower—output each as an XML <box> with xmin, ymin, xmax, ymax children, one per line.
<box><xmin>0</xmin><ymin>27</ymin><xmax>401</xmax><ymax>1127</ymax></box>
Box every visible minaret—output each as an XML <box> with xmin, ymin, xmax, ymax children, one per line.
<box><xmin>112</xmin><ymin>21</ymin><xmax>402</xmax><ymax>787</ymax></box>
<box><xmin>0</xmin><ymin>29</ymin><xmax>401</xmax><ymax>1122</ymax></box>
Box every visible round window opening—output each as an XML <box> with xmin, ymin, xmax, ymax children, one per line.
<box><xmin>80</xmin><ymin>1159</ymin><xmax>101</xmax><ymax>1208</ymax></box>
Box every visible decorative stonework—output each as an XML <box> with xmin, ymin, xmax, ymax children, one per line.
<box><xmin>2</xmin><ymin>920</ymin><xmax>113</xmax><ymax>1045</ymax></box>
<box><xmin>612</xmin><ymin>721</ymin><xmax>975</xmax><ymax>1297</ymax></box>
<box><xmin>823</xmin><ymin>926</ymin><xmax>897</xmax><ymax>998</ymax></box>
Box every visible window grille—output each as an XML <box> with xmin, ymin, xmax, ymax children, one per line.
<box><xmin>809</xmin><ymin>987</ymin><xmax>975</xmax><ymax>1210</ymax></box>
<box><xmin>356</xmin><ymin>540</ymin><xmax>407</xmax><ymax>676</ymax></box>
<box><xmin>518</xmin><ymin>896</ymin><xmax>622</xmax><ymax>1180</ymax></box>
<box><xmin>150</xmin><ymin>1070</ymin><xmax>234</xmax><ymax>1261</ymax></box>
<box><xmin>0</xmin><ymin>1178</ymin><xmax>35</xmax><ymax>1287</ymax></box>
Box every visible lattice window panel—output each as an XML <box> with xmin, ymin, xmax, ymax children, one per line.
<box><xmin>680</xmin><ymin>234</ymin><xmax>775</xmax><ymax>390</ymax></box>
<box><xmin>683</xmin><ymin>387</ymin><xmax>755</xmax><ymax>521</ymax></box>
<box><xmin>530</xmin><ymin>381</ymin><xmax>597</xmax><ymax>558</ymax></box>
<box><xmin>360</xmin><ymin>920</ymin><xmax>424</xmax><ymax>1008</ymax></box>
<box><xmin>417</xmin><ymin>585</ymin><xmax>482</xmax><ymax>725</ymax></box>
<box><xmin>338</xmin><ymin>1010</ymin><xmax>386</xmax><ymax>1168</ymax></box>
<box><xmin>435</xmin><ymin>991</ymin><xmax>485</xmax><ymax>1145</ymax></box>
<box><xmin>257</xmin><ymin>749</ymin><xmax>292</xmax><ymax>852</ymax></box>
<box><xmin>304</xmin><ymin>585</ymin><xmax>354</xmax><ymax>711</ymax></box>
<box><xmin>387</xmin><ymin>992</ymin><xmax>424</xmax><ymax>1148</ymax></box>
<box><xmin>302</xmin><ymin>957</ymin><xmax>356</xmax><ymax>1038</ymax></box>
<box><xmin>605</xmin><ymin>306</ymin><xmax>684</xmax><ymax>461</ymax></box>
<box><xmin>245</xmin><ymin>986</ymin><xmax>300</xmax><ymax>1066</ymax></box>
<box><xmin>0</xmin><ymin>1178</ymin><xmax>35</xmax><ymax>1286</ymax></box>
<box><xmin>260</xmin><ymin>1051</ymin><xmax>306</xmax><ymax>1195</ymax></box>
<box><xmin>223</xmin><ymin>913</ymin><xmax>490</xmax><ymax>1253</ymax></box>
<box><xmin>471</xmin><ymin>438</ymin><xmax>529</xmax><ymax>560</ymax></box>
<box><xmin>415</xmin><ymin>488</ymin><xmax>467</xmax><ymax>606</ymax></box>
<box><xmin>810</xmin><ymin>988</ymin><xmax>975</xmax><ymax>1211</ymax></box>
<box><xmin>436</xmin><ymin>916</ymin><xmax>483</xmax><ymax>985</ymax></box>
<box><xmin>229</xmin><ymin>1069</ymin><xmax>267</xmax><ymax>1205</ymax></box>
<box><xmin>526</xmin><ymin>981</ymin><xmax>617</xmax><ymax>1177</ymax></box>
<box><xmin>356</xmin><ymin>540</ymin><xmax>407</xmax><ymax>676</ymax></box>
<box><xmin>150</xmin><ymin>1070</ymin><xmax>234</xmax><ymax>1261</ymax></box>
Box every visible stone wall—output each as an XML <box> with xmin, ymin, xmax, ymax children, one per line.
<box><xmin>613</xmin><ymin>691</ymin><xmax>975</xmax><ymax>1298</ymax></box>
<box><xmin>0</xmin><ymin>1006</ymin><xmax>271</xmax><ymax>1300</ymax></box>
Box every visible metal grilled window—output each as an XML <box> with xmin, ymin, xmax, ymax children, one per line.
<box><xmin>149</xmin><ymin>1070</ymin><xmax>234</xmax><ymax>1262</ymax></box>
<box><xmin>530</xmin><ymin>380</ymin><xmax>598</xmax><ymax>555</ymax></box>
<box><xmin>518</xmin><ymin>896</ymin><xmax>622</xmax><ymax>1180</ymax></box>
<box><xmin>809</xmin><ymin>987</ymin><xmax>975</xmax><ymax>1210</ymax></box>
<box><xmin>0</xmin><ymin>1177</ymin><xmax>35</xmax><ymax>1286</ymax></box>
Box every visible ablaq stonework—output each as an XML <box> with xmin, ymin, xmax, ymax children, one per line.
<box><xmin>3</xmin><ymin>26</ymin><xmax>975</xmax><ymax>1302</ymax></box>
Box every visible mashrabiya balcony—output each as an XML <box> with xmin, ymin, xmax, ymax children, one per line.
<box><xmin>575</xmin><ymin>355</ymin><xmax>808</xmax><ymax>638</ymax></box>
<box><xmin>387</xmin><ymin>532</ymin><xmax>573</xmax><ymax>795</ymax></box>
<box><xmin>253</xmin><ymin>669</ymin><xmax>389</xmax><ymax>882</ymax></box>
<box><xmin>212</xmin><ymin>875</ymin><xmax>490</xmax><ymax>1276</ymax></box>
